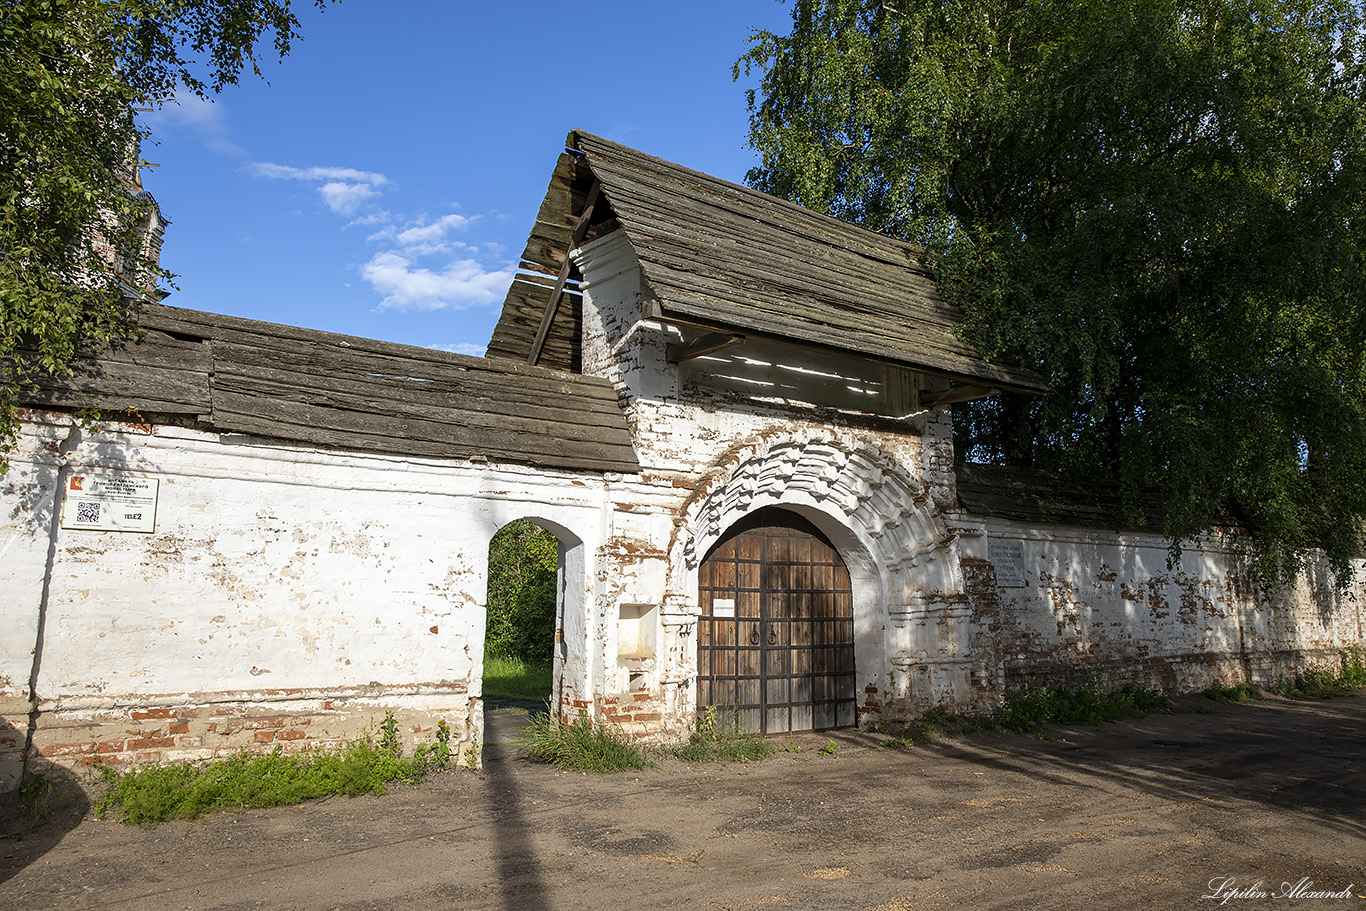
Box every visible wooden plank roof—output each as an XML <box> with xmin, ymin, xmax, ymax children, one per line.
<box><xmin>956</xmin><ymin>463</ymin><xmax>1166</xmax><ymax>531</ymax></box>
<box><xmin>19</xmin><ymin>303</ymin><xmax>639</xmax><ymax>474</ymax></box>
<box><xmin>489</xmin><ymin>130</ymin><xmax>1047</xmax><ymax>395</ymax></box>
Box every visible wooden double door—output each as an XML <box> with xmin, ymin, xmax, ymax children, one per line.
<box><xmin>697</xmin><ymin>508</ymin><xmax>856</xmax><ymax>734</ymax></box>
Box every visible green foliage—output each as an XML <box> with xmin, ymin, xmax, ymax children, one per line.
<box><xmin>1343</xmin><ymin>646</ymin><xmax>1366</xmax><ymax>688</ymax></box>
<box><xmin>672</xmin><ymin>704</ymin><xmax>775</xmax><ymax>763</ymax></box>
<box><xmin>1203</xmin><ymin>681</ymin><xmax>1263</xmax><ymax>703</ymax></box>
<box><xmin>1271</xmin><ymin>646</ymin><xmax>1366</xmax><ymax>698</ymax></box>
<box><xmin>94</xmin><ymin>712</ymin><xmax>454</xmax><ymax>826</ymax></box>
<box><xmin>818</xmin><ymin>738</ymin><xmax>839</xmax><ymax>756</ymax></box>
<box><xmin>484</xmin><ymin>520</ymin><xmax>559</xmax><ymax>664</ymax></box>
<box><xmin>998</xmin><ymin>679</ymin><xmax>1171</xmax><ymax>734</ymax></box>
<box><xmin>0</xmin><ymin>0</ymin><xmax>333</xmax><ymax>466</ymax></box>
<box><xmin>482</xmin><ymin>653</ymin><xmax>553</xmax><ymax>701</ymax></box>
<box><xmin>739</xmin><ymin>0</ymin><xmax>1366</xmax><ymax>583</ymax></box>
<box><xmin>13</xmin><ymin>770</ymin><xmax>60</xmax><ymax>833</ymax></box>
<box><xmin>517</xmin><ymin>712</ymin><xmax>651</xmax><ymax>773</ymax></box>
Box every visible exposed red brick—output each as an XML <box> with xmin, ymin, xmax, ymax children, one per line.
<box><xmin>253</xmin><ymin>731</ymin><xmax>275</xmax><ymax>743</ymax></box>
<box><xmin>169</xmin><ymin>722</ymin><xmax>190</xmax><ymax>734</ymax></box>
<box><xmin>97</xmin><ymin>740</ymin><xmax>125</xmax><ymax>753</ymax></box>
<box><xmin>244</xmin><ymin>716</ymin><xmax>285</xmax><ymax>730</ymax></box>
<box><xmin>127</xmin><ymin>737</ymin><xmax>175</xmax><ymax>750</ymax></box>
<box><xmin>131</xmin><ymin>708</ymin><xmax>175</xmax><ymax>720</ymax></box>
<box><xmin>38</xmin><ymin>741</ymin><xmax>94</xmax><ymax>757</ymax></box>
<box><xmin>277</xmin><ymin>730</ymin><xmax>306</xmax><ymax>741</ymax></box>
<box><xmin>632</xmin><ymin>713</ymin><xmax>662</xmax><ymax>722</ymax></box>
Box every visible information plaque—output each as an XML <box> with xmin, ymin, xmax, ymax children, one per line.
<box><xmin>60</xmin><ymin>473</ymin><xmax>159</xmax><ymax>533</ymax></box>
<box><xmin>990</xmin><ymin>539</ymin><xmax>1026</xmax><ymax>588</ymax></box>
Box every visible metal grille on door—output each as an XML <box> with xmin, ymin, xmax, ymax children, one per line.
<box><xmin>697</xmin><ymin>508</ymin><xmax>856</xmax><ymax>734</ymax></box>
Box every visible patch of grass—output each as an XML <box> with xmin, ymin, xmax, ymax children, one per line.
<box><xmin>1344</xmin><ymin>646</ymin><xmax>1366</xmax><ymax>687</ymax></box>
<box><xmin>1203</xmin><ymin>681</ymin><xmax>1262</xmax><ymax>703</ymax></box>
<box><xmin>519</xmin><ymin>713</ymin><xmax>651</xmax><ymax>772</ymax></box>
<box><xmin>671</xmin><ymin>705</ymin><xmax>775</xmax><ymax>764</ymax></box>
<box><xmin>999</xmin><ymin>678</ymin><xmax>1171</xmax><ymax>734</ymax></box>
<box><xmin>1272</xmin><ymin>647</ymin><xmax>1366</xmax><ymax>699</ymax></box>
<box><xmin>482</xmin><ymin>653</ymin><xmax>552</xmax><ymax>702</ymax></box>
<box><xmin>95</xmin><ymin>713</ymin><xmax>453</xmax><ymax>827</ymax></box>
<box><xmin>12</xmin><ymin>771</ymin><xmax>59</xmax><ymax>833</ymax></box>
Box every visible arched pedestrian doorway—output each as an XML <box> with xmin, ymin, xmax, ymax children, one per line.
<box><xmin>697</xmin><ymin>507</ymin><xmax>856</xmax><ymax>734</ymax></box>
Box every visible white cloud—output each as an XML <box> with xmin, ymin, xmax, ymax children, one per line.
<box><xmin>428</xmin><ymin>342</ymin><xmax>488</xmax><ymax>356</ymax></box>
<box><xmin>395</xmin><ymin>214</ymin><xmax>472</xmax><ymax>248</ymax></box>
<box><xmin>318</xmin><ymin>181</ymin><xmax>379</xmax><ymax>215</ymax></box>
<box><xmin>346</xmin><ymin>210</ymin><xmax>393</xmax><ymax>228</ymax></box>
<box><xmin>248</xmin><ymin>162</ymin><xmax>390</xmax><ymax>215</ymax></box>
<box><xmin>248</xmin><ymin>163</ymin><xmax>389</xmax><ymax>185</ymax></box>
<box><xmin>143</xmin><ymin>89</ymin><xmax>245</xmax><ymax>156</ymax></box>
<box><xmin>363</xmin><ymin>251</ymin><xmax>514</xmax><ymax>312</ymax></box>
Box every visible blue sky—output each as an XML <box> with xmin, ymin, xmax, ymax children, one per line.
<box><xmin>139</xmin><ymin>1</ymin><xmax>794</xmax><ymax>356</ymax></box>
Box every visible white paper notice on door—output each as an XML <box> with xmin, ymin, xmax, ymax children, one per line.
<box><xmin>711</xmin><ymin>598</ymin><xmax>736</xmax><ymax>617</ymax></box>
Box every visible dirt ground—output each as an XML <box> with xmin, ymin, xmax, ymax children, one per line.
<box><xmin>1</xmin><ymin>693</ymin><xmax>1363</xmax><ymax>911</ymax></box>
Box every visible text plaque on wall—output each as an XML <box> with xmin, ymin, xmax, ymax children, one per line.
<box><xmin>990</xmin><ymin>539</ymin><xmax>1026</xmax><ymax>588</ymax></box>
<box><xmin>60</xmin><ymin>473</ymin><xmax>159</xmax><ymax>533</ymax></box>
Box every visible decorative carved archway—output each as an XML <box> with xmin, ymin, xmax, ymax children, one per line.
<box><xmin>662</xmin><ymin>432</ymin><xmax>976</xmax><ymax>719</ymax></box>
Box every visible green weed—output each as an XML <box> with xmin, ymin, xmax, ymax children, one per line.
<box><xmin>94</xmin><ymin>712</ymin><xmax>455</xmax><ymax>827</ymax></box>
<box><xmin>482</xmin><ymin>654</ymin><xmax>553</xmax><ymax>702</ymax></box>
<box><xmin>518</xmin><ymin>712</ymin><xmax>651</xmax><ymax>773</ymax></box>
<box><xmin>818</xmin><ymin>739</ymin><xmax>839</xmax><ymax>756</ymax></box>
<box><xmin>999</xmin><ymin>678</ymin><xmax>1170</xmax><ymax>734</ymax></box>
<box><xmin>1341</xmin><ymin>645</ymin><xmax>1366</xmax><ymax>688</ymax></box>
<box><xmin>671</xmin><ymin>704</ymin><xmax>775</xmax><ymax>764</ymax></box>
<box><xmin>1202</xmin><ymin>681</ymin><xmax>1261</xmax><ymax>703</ymax></box>
<box><xmin>12</xmin><ymin>771</ymin><xmax>60</xmax><ymax>833</ymax></box>
<box><xmin>1272</xmin><ymin>648</ymin><xmax>1366</xmax><ymax>699</ymax></box>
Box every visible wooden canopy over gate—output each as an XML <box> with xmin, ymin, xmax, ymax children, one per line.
<box><xmin>487</xmin><ymin>130</ymin><xmax>1047</xmax><ymax>401</ymax></box>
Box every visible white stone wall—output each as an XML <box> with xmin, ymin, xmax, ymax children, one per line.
<box><xmin>957</xmin><ymin>516</ymin><xmax>1366</xmax><ymax>700</ymax></box>
<box><xmin>0</xmin><ymin>410</ymin><xmax>615</xmax><ymax>787</ymax></box>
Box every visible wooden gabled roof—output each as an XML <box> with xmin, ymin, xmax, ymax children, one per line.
<box><xmin>19</xmin><ymin>303</ymin><xmax>639</xmax><ymax>473</ymax></box>
<box><xmin>487</xmin><ymin>130</ymin><xmax>1047</xmax><ymax>396</ymax></box>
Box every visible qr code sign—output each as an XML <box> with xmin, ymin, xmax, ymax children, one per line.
<box><xmin>75</xmin><ymin>501</ymin><xmax>101</xmax><ymax>525</ymax></box>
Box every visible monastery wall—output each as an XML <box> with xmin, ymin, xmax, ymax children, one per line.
<box><xmin>0</xmin><ymin>410</ymin><xmax>617</xmax><ymax>788</ymax></box>
<box><xmin>955</xmin><ymin>516</ymin><xmax>1366</xmax><ymax>703</ymax></box>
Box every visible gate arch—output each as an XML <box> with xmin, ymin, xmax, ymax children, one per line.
<box><xmin>669</xmin><ymin>433</ymin><xmax>967</xmax><ymax>721</ymax></box>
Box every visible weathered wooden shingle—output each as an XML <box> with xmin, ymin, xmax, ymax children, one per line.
<box><xmin>490</xmin><ymin>130</ymin><xmax>1047</xmax><ymax>395</ymax></box>
<box><xmin>21</xmin><ymin>303</ymin><xmax>639</xmax><ymax>473</ymax></box>
<box><xmin>957</xmin><ymin>463</ymin><xmax>1166</xmax><ymax>530</ymax></box>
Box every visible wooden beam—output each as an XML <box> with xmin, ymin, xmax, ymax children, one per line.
<box><xmin>918</xmin><ymin>384</ymin><xmax>1000</xmax><ymax>408</ymax></box>
<box><xmin>526</xmin><ymin>178</ymin><xmax>601</xmax><ymax>366</ymax></box>
<box><xmin>667</xmin><ymin>332</ymin><xmax>745</xmax><ymax>364</ymax></box>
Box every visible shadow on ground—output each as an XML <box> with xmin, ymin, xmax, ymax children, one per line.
<box><xmin>0</xmin><ymin>756</ymin><xmax>90</xmax><ymax>885</ymax></box>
